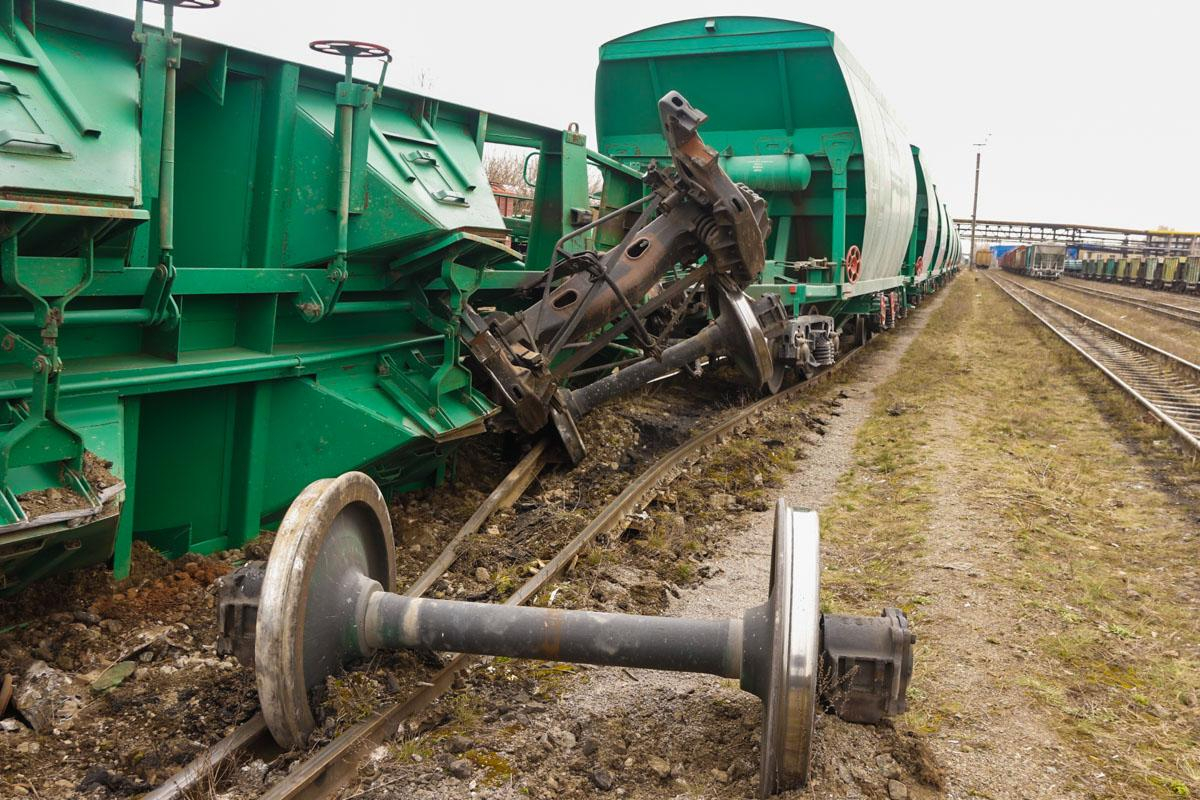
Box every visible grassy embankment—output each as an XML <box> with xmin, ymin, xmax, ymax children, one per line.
<box><xmin>821</xmin><ymin>274</ymin><xmax>1199</xmax><ymax>797</ymax></box>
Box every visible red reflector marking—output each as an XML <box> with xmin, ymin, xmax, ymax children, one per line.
<box><xmin>789</xmin><ymin>286</ymin><xmax>797</xmax><ymax>294</ymax></box>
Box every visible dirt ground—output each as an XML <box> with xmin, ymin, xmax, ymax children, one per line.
<box><xmin>336</xmin><ymin>272</ymin><xmax>1199</xmax><ymax>800</ymax></box>
<box><xmin>3</xmin><ymin>270</ymin><xmax>1196</xmax><ymax>800</ymax></box>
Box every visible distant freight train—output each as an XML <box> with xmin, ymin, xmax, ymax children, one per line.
<box><xmin>999</xmin><ymin>244</ymin><xmax>1066</xmax><ymax>279</ymax></box>
<box><xmin>973</xmin><ymin>248</ymin><xmax>994</xmax><ymax>269</ymax></box>
<box><xmin>1080</xmin><ymin>255</ymin><xmax>1200</xmax><ymax>293</ymax></box>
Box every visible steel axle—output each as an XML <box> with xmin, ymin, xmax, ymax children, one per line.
<box><xmin>566</xmin><ymin>284</ymin><xmax>785</xmax><ymax>419</ymax></box>
<box><xmin>366</xmin><ymin>593</ymin><xmax>744</xmax><ymax>679</ymax></box>
<box><xmin>222</xmin><ymin>472</ymin><xmax>914</xmax><ymax>797</ymax></box>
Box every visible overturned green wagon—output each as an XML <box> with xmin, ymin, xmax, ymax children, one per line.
<box><xmin>0</xmin><ymin>0</ymin><xmax>642</xmax><ymax>591</ymax></box>
<box><xmin>0</xmin><ymin>5</ymin><xmax>961</xmax><ymax>595</ymax></box>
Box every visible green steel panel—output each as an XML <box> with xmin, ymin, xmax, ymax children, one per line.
<box><xmin>174</xmin><ymin>75</ymin><xmax>263</xmax><ymax>267</ymax></box>
<box><xmin>0</xmin><ymin>15</ymin><xmax>140</xmax><ymax>204</ymax></box>
<box><xmin>0</xmin><ymin>1</ymin><xmax>555</xmax><ymax>591</ymax></box>
<box><xmin>133</xmin><ymin>384</ymin><xmax>237</xmax><ymax>555</ymax></box>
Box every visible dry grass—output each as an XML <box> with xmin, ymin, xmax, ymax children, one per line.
<box><xmin>967</xmin><ymin>277</ymin><xmax>1200</xmax><ymax>797</ymax></box>
<box><xmin>326</xmin><ymin>671</ymin><xmax>385</xmax><ymax>735</ymax></box>
<box><xmin>819</xmin><ymin>288</ymin><xmax>972</xmax><ymax>614</ymax></box>
<box><xmin>819</xmin><ymin>273</ymin><xmax>1199</xmax><ymax>797</ymax></box>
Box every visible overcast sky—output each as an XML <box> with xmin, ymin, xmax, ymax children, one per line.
<box><xmin>88</xmin><ymin>0</ymin><xmax>1199</xmax><ymax>231</ymax></box>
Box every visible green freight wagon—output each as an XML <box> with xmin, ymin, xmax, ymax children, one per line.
<box><xmin>1123</xmin><ymin>257</ymin><xmax>1142</xmax><ymax>284</ymax></box>
<box><xmin>1161</xmin><ymin>257</ymin><xmax>1183</xmax><ymax>290</ymax></box>
<box><xmin>1183</xmin><ymin>256</ymin><xmax>1200</xmax><ymax>293</ymax></box>
<box><xmin>1113</xmin><ymin>258</ymin><xmax>1130</xmax><ymax>282</ymax></box>
<box><xmin>594</xmin><ymin>16</ymin><xmax>958</xmax><ymax>334</ymax></box>
<box><xmin>1</xmin><ymin>4</ymin><xmax>965</xmax><ymax>595</ymax></box>
<box><xmin>1139</xmin><ymin>257</ymin><xmax>1158</xmax><ymax>287</ymax></box>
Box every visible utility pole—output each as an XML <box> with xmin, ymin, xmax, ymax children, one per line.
<box><xmin>969</xmin><ymin>135</ymin><xmax>989</xmax><ymax>268</ymax></box>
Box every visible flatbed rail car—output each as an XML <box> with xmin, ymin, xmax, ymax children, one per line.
<box><xmin>999</xmin><ymin>243</ymin><xmax>1066</xmax><ymax>279</ymax></box>
<box><xmin>594</xmin><ymin>17</ymin><xmax>962</xmax><ymax>342</ymax></box>
<box><xmin>0</xmin><ymin>0</ymin><xmax>646</xmax><ymax>593</ymax></box>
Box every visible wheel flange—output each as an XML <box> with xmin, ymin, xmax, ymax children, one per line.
<box><xmin>758</xmin><ymin>501</ymin><xmax>821</xmax><ymax>795</ymax></box>
<box><xmin>255</xmin><ymin>472</ymin><xmax>395</xmax><ymax>748</ymax></box>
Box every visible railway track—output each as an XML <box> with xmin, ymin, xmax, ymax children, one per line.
<box><xmin>148</xmin><ymin>336</ymin><xmax>872</xmax><ymax>800</ymax></box>
<box><xmin>1052</xmin><ymin>278</ymin><xmax>1200</xmax><ymax>327</ymax></box>
<box><xmin>990</xmin><ymin>273</ymin><xmax>1200</xmax><ymax>453</ymax></box>
<box><xmin>1061</xmin><ymin>276</ymin><xmax>1200</xmax><ymax>313</ymax></box>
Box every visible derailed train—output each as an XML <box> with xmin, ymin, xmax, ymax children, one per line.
<box><xmin>0</xmin><ymin>3</ymin><xmax>961</xmax><ymax>594</ymax></box>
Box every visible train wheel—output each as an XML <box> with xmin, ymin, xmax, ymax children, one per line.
<box><xmin>844</xmin><ymin>246</ymin><xmax>862</xmax><ymax>284</ymax></box>
<box><xmin>256</xmin><ymin>472</ymin><xmax>395</xmax><ymax>749</ymax></box>
<box><xmin>854</xmin><ymin>315</ymin><xmax>871</xmax><ymax>344</ymax></box>
<box><xmin>758</xmin><ymin>502</ymin><xmax>821</xmax><ymax>794</ymax></box>
<box><xmin>765</xmin><ymin>364</ymin><xmax>787</xmax><ymax>395</ymax></box>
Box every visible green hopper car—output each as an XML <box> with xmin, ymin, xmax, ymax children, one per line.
<box><xmin>595</xmin><ymin>17</ymin><xmax>962</xmax><ymax>338</ymax></box>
